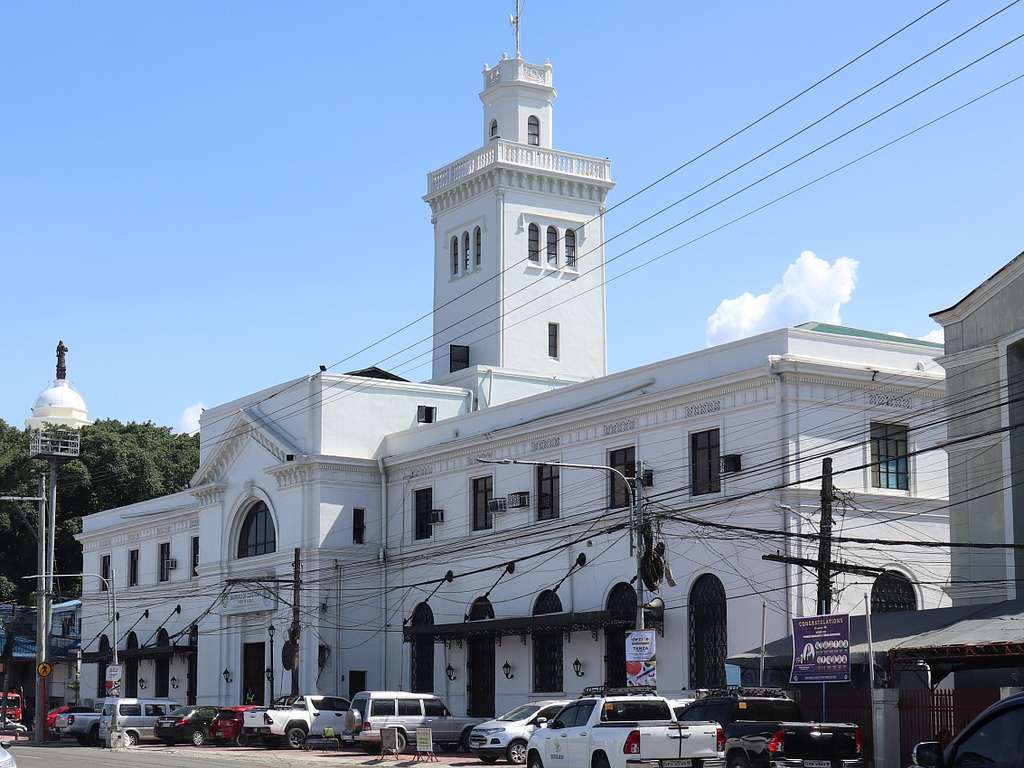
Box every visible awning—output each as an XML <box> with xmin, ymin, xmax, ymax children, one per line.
<box><xmin>80</xmin><ymin>640</ymin><xmax>196</xmax><ymax>664</ymax></box>
<box><xmin>403</xmin><ymin>610</ymin><xmax>659</xmax><ymax>642</ymax></box>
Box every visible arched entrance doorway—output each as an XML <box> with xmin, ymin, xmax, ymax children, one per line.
<box><xmin>155</xmin><ymin>629</ymin><xmax>171</xmax><ymax>697</ymax></box>
<box><xmin>467</xmin><ymin>597</ymin><xmax>495</xmax><ymax>717</ymax></box>
<box><xmin>125</xmin><ymin>632</ymin><xmax>139</xmax><ymax>698</ymax></box>
<box><xmin>410</xmin><ymin>603</ymin><xmax>434</xmax><ymax>693</ymax></box>
<box><xmin>604</xmin><ymin>583</ymin><xmax>636</xmax><ymax>687</ymax></box>
<box><xmin>532</xmin><ymin>591</ymin><xmax>563</xmax><ymax>693</ymax></box>
<box><xmin>688</xmin><ymin>574</ymin><xmax>727</xmax><ymax>688</ymax></box>
<box><xmin>97</xmin><ymin>635</ymin><xmax>110</xmax><ymax>699</ymax></box>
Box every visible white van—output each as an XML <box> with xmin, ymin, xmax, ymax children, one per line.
<box><xmin>98</xmin><ymin>698</ymin><xmax>181</xmax><ymax>746</ymax></box>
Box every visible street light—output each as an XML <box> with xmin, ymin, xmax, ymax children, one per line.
<box><xmin>267</xmin><ymin>624</ymin><xmax>276</xmax><ymax>703</ymax></box>
<box><xmin>477</xmin><ymin>457</ymin><xmax>647</xmax><ymax>629</ymax></box>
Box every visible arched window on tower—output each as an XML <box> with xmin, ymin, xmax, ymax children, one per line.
<box><xmin>527</xmin><ymin>116</ymin><xmax>540</xmax><ymax>146</ymax></box>
<box><xmin>604</xmin><ymin>582</ymin><xmax>636</xmax><ymax>687</ymax></box>
<box><xmin>237</xmin><ymin>501</ymin><xmax>276</xmax><ymax>559</ymax></box>
<box><xmin>490</xmin><ymin>119</ymin><xmax>498</xmax><ymax>140</ymax></box>
<box><xmin>474</xmin><ymin>227</ymin><xmax>482</xmax><ymax>267</ymax></box>
<box><xmin>565</xmin><ymin>229</ymin><xmax>577</xmax><ymax>268</ymax></box>
<box><xmin>528</xmin><ymin>224</ymin><xmax>540</xmax><ymax>262</ymax></box>
<box><xmin>546</xmin><ymin>226</ymin><xmax>558</xmax><ymax>266</ymax></box>
<box><xmin>463</xmin><ymin>231</ymin><xmax>471</xmax><ymax>272</ymax></box>
<box><xmin>689</xmin><ymin>574</ymin><xmax>727</xmax><ymax>689</ymax></box>
<box><xmin>532</xmin><ymin>590</ymin><xmax>563</xmax><ymax>693</ymax></box>
<box><xmin>451</xmin><ymin>236</ymin><xmax>460</xmax><ymax>275</ymax></box>
<box><xmin>410</xmin><ymin>602</ymin><xmax>435</xmax><ymax>693</ymax></box>
<box><xmin>871</xmin><ymin>571</ymin><xmax>917</xmax><ymax>613</ymax></box>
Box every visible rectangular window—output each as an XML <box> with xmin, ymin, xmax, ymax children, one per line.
<box><xmin>537</xmin><ymin>463</ymin><xmax>560</xmax><ymax>521</ymax></box>
<box><xmin>128</xmin><ymin>549</ymin><xmax>139</xmax><ymax>588</ymax></box>
<box><xmin>100</xmin><ymin>555</ymin><xmax>110</xmax><ymax>591</ymax></box>
<box><xmin>691</xmin><ymin>428</ymin><xmax>721</xmax><ymax>496</ymax></box>
<box><xmin>191</xmin><ymin>536</ymin><xmax>199</xmax><ymax>579</ymax></box>
<box><xmin>353</xmin><ymin>508</ymin><xmax>365</xmax><ymax>544</ymax></box>
<box><xmin>472</xmin><ymin>476</ymin><xmax>494</xmax><ymax>531</ymax></box>
<box><xmin>608</xmin><ymin>447</ymin><xmax>636</xmax><ymax>509</ymax></box>
<box><xmin>417</xmin><ymin>405</ymin><xmax>436</xmax><ymax>424</ymax></box>
<box><xmin>414</xmin><ymin>488</ymin><xmax>433</xmax><ymax>541</ymax></box>
<box><xmin>548</xmin><ymin>323</ymin><xmax>559</xmax><ymax>358</ymax></box>
<box><xmin>450</xmin><ymin>344</ymin><xmax>470</xmax><ymax>373</ymax></box>
<box><xmin>159</xmin><ymin>542</ymin><xmax>171</xmax><ymax>583</ymax></box>
<box><xmin>871</xmin><ymin>422</ymin><xmax>909</xmax><ymax>490</ymax></box>
<box><xmin>565</xmin><ymin>229</ymin><xmax>576</xmax><ymax>268</ymax></box>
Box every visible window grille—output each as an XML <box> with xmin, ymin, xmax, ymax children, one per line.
<box><xmin>537</xmin><ymin>463</ymin><xmax>559</xmax><ymax>520</ymax></box>
<box><xmin>451</xmin><ymin>236</ymin><xmax>460</xmax><ymax>275</ymax></box>
<box><xmin>528</xmin><ymin>224</ymin><xmax>540</xmax><ymax>262</ymax></box>
<box><xmin>871</xmin><ymin>570</ymin><xmax>917</xmax><ymax>613</ymax></box>
<box><xmin>871</xmin><ymin>422</ymin><xmax>909</xmax><ymax>490</ymax></box>
<box><xmin>546</xmin><ymin>226</ymin><xmax>557</xmax><ymax>266</ymax></box>
<box><xmin>688</xmin><ymin>574</ymin><xmax>727</xmax><ymax>688</ymax></box>
<box><xmin>472</xmin><ymin>476</ymin><xmax>494</xmax><ymax>531</ymax></box>
<box><xmin>691</xmin><ymin>429</ymin><xmax>721</xmax><ymax>496</ymax></box>
<box><xmin>474</xmin><ymin>226</ymin><xmax>482</xmax><ymax>266</ymax></box>
<box><xmin>527</xmin><ymin>116</ymin><xmax>540</xmax><ymax>146</ymax></box>
<box><xmin>237</xmin><ymin>501</ymin><xmax>276</xmax><ymax>558</ymax></box>
<box><xmin>533</xmin><ymin>591</ymin><xmax>563</xmax><ymax>693</ymax></box>
<box><xmin>565</xmin><ymin>229</ymin><xmax>576</xmax><ymax>267</ymax></box>
<box><xmin>608</xmin><ymin>447</ymin><xmax>636</xmax><ymax>508</ymax></box>
<box><xmin>548</xmin><ymin>323</ymin><xmax>559</xmax><ymax>358</ymax></box>
<box><xmin>463</xmin><ymin>231</ymin><xmax>471</xmax><ymax>272</ymax></box>
<box><xmin>410</xmin><ymin>602</ymin><xmax>434</xmax><ymax>693</ymax></box>
<box><xmin>414</xmin><ymin>488</ymin><xmax>433</xmax><ymax>541</ymax></box>
<box><xmin>159</xmin><ymin>542</ymin><xmax>171</xmax><ymax>582</ymax></box>
<box><xmin>604</xmin><ymin>583</ymin><xmax>635</xmax><ymax>687</ymax></box>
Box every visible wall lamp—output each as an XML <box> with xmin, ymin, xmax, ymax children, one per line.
<box><xmin>573</xmin><ymin>658</ymin><xmax>584</xmax><ymax>677</ymax></box>
<box><xmin>170</xmin><ymin>676</ymin><xmax>179</xmax><ymax>689</ymax></box>
<box><xmin>446</xmin><ymin>664</ymin><xmax>456</xmax><ymax>681</ymax></box>
<box><xmin>138</xmin><ymin>677</ymin><xmax>148</xmax><ymax>690</ymax></box>
<box><xmin>502</xmin><ymin>660</ymin><xmax>514</xmax><ymax>680</ymax></box>
<box><xmin>222</xmin><ymin>668</ymin><xmax>233</xmax><ymax>684</ymax></box>
<box><xmin>265</xmin><ymin>668</ymin><xmax>273</xmax><ymax>682</ymax></box>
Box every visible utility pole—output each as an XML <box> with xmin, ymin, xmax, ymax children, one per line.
<box><xmin>290</xmin><ymin>548</ymin><xmax>300</xmax><ymax>697</ymax></box>
<box><xmin>635</xmin><ymin>460</ymin><xmax>646</xmax><ymax>631</ymax></box>
<box><xmin>817</xmin><ymin>458</ymin><xmax>834</xmax><ymax>616</ymax></box>
<box><xmin>35</xmin><ymin>475</ymin><xmax>47</xmax><ymax>743</ymax></box>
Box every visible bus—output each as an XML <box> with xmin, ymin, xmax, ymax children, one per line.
<box><xmin>1</xmin><ymin>692</ymin><xmax>23</xmax><ymax>723</ymax></box>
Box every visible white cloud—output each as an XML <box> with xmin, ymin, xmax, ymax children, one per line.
<box><xmin>886</xmin><ymin>331</ymin><xmax>909</xmax><ymax>338</ymax></box>
<box><xmin>918</xmin><ymin>328</ymin><xmax>944</xmax><ymax>344</ymax></box>
<box><xmin>177</xmin><ymin>402</ymin><xmax>204</xmax><ymax>435</ymax></box>
<box><xmin>705</xmin><ymin>250</ymin><xmax>858</xmax><ymax>345</ymax></box>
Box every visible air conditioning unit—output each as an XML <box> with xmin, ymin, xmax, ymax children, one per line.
<box><xmin>507</xmin><ymin>491</ymin><xmax>530</xmax><ymax>509</ymax></box>
<box><xmin>487</xmin><ymin>497</ymin><xmax>508</xmax><ymax>514</ymax></box>
<box><xmin>430</xmin><ymin>509</ymin><xmax>445</xmax><ymax>524</ymax></box>
<box><xmin>166</xmin><ymin>558</ymin><xmax>178</xmax><ymax>571</ymax></box>
<box><xmin>720</xmin><ymin>454</ymin><xmax>742</xmax><ymax>474</ymax></box>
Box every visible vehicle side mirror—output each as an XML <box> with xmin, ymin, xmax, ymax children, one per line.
<box><xmin>536</xmin><ymin>717</ymin><xmax>548</xmax><ymax>725</ymax></box>
<box><xmin>913</xmin><ymin>742</ymin><xmax>943</xmax><ymax>768</ymax></box>
<box><xmin>0</xmin><ymin>742</ymin><xmax>8</xmax><ymax>750</ymax></box>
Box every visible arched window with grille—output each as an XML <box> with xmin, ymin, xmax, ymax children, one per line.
<box><xmin>546</xmin><ymin>226</ymin><xmax>558</xmax><ymax>266</ymax></box>
<box><xmin>565</xmin><ymin>229</ymin><xmax>576</xmax><ymax>268</ymax></box>
<box><xmin>156</xmin><ymin>628</ymin><xmax>171</xmax><ymax>697</ymax></box>
<box><xmin>237</xmin><ymin>501</ymin><xmax>276</xmax><ymax>559</ymax></box>
<box><xmin>528</xmin><ymin>224</ymin><xmax>540</xmax><ymax>262</ymax></box>
<box><xmin>490</xmin><ymin>119</ymin><xmax>498</xmax><ymax>140</ymax></box>
<box><xmin>689</xmin><ymin>574</ymin><xmax>727</xmax><ymax>689</ymax></box>
<box><xmin>467</xmin><ymin>596</ymin><xmax>496</xmax><ymax>717</ymax></box>
<box><xmin>871</xmin><ymin>571</ymin><xmax>917</xmax><ymax>613</ymax></box>
<box><xmin>97</xmin><ymin>635</ymin><xmax>110</xmax><ymax>699</ymax></box>
<box><xmin>474</xmin><ymin>226</ymin><xmax>482</xmax><ymax>267</ymax></box>
<box><xmin>126</xmin><ymin>632</ymin><xmax>139</xmax><ymax>697</ymax></box>
<box><xmin>410</xmin><ymin>602</ymin><xmax>435</xmax><ymax>693</ymax></box>
<box><xmin>527</xmin><ymin>116</ymin><xmax>540</xmax><ymax>146</ymax></box>
<box><xmin>533</xmin><ymin>590</ymin><xmax>563</xmax><ymax>693</ymax></box>
<box><xmin>604</xmin><ymin>582</ymin><xmax>636</xmax><ymax>687</ymax></box>
<box><xmin>463</xmin><ymin>231</ymin><xmax>471</xmax><ymax>272</ymax></box>
<box><xmin>451</xmin><ymin>236</ymin><xmax>460</xmax><ymax>275</ymax></box>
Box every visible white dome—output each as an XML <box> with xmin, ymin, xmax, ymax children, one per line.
<box><xmin>26</xmin><ymin>379</ymin><xmax>92</xmax><ymax>430</ymax></box>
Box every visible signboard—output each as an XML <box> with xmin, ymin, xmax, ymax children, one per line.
<box><xmin>105</xmin><ymin>664</ymin><xmax>123</xmax><ymax>697</ymax></box>
<box><xmin>416</xmin><ymin>727</ymin><xmax>434</xmax><ymax>752</ymax></box>
<box><xmin>625</xmin><ymin>629</ymin><xmax>657</xmax><ymax>687</ymax></box>
<box><xmin>381</xmin><ymin>726</ymin><xmax>400</xmax><ymax>755</ymax></box>
<box><xmin>790</xmin><ymin>614</ymin><xmax>851</xmax><ymax>684</ymax></box>
<box><xmin>36</xmin><ymin>662</ymin><xmax>53</xmax><ymax>678</ymax></box>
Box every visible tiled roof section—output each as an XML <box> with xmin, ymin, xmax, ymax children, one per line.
<box><xmin>796</xmin><ymin>321</ymin><xmax>943</xmax><ymax>349</ymax></box>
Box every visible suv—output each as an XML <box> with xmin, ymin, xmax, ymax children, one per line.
<box><xmin>98</xmin><ymin>698</ymin><xmax>181</xmax><ymax>747</ymax></box>
<box><xmin>469</xmin><ymin>700</ymin><xmax>570</xmax><ymax>764</ymax></box>
<box><xmin>677</xmin><ymin>689</ymin><xmax>863</xmax><ymax>768</ymax></box>
<box><xmin>154</xmin><ymin>705</ymin><xmax>221</xmax><ymax>746</ymax></box>
<box><xmin>912</xmin><ymin>691</ymin><xmax>1024</xmax><ymax>767</ymax></box>
<box><xmin>346</xmin><ymin>691</ymin><xmax>484</xmax><ymax>753</ymax></box>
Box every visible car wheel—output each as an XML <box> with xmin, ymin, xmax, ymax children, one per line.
<box><xmin>480</xmin><ymin>755</ymin><xmax>500</xmax><ymax>764</ymax></box>
<box><xmin>191</xmin><ymin>729</ymin><xmax>206</xmax><ymax>747</ymax></box>
<box><xmin>460</xmin><ymin>728</ymin><xmax>474</xmax><ymax>753</ymax></box>
<box><xmin>88</xmin><ymin>725</ymin><xmax>100</xmax><ymax>747</ymax></box>
<box><xmin>507</xmin><ymin>740</ymin><xmax>529</xmax><ymax>765</ymax></box>
<box><xmin>527</xmin><ymin>751</ymin><xmax>544</xmax><ymax>768</ymax></box>
<box><xmin>395</xmin><ymin>730</ymin><xmax>409</xmax><ymax>753</ymax></box>
<box><xmin>285</xmin><ymin>726</ymin><xmax>307</xmax><ymax>750</ymax></box>
<box><xmin>593</xmin><ymin>755</ymin><xmax>611</xmax><ymax>768</ymax></box>
<box><xmin>75</xmin><ymin>735</ymin><xmax>88</xmax><ymax>747</ymax></box>
<box><xmin>727</xmin><ymin>755</ymin><xmax>751</xmax><ymax>768</ymax></box>
<box><xmin>236</xmin><ymin>733</ymin><xmax>250</xmax><ymax>747</ymax></box>
<box><xmin>124</xmin><ymin>731</ymin><xmax>139</xmax><ymax>748</ymax></box>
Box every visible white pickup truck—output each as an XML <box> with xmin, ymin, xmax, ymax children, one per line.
<box><xmin>241</xmin><ymin>694</ymin><xmax>350</xmax><ymax>749</ymax></box>
<box><xmin>526</xmin><ymin>688</ymin><xmax>724</xmax><ymax>768</ymax></box>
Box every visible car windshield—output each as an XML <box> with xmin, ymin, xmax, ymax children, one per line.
<box><xmin>270</xmin><ymin>696</ymin><xmax>303</xmax><ymax>709</ymax></box>
<box><xmin>169</xmin><ymin>706</ymin><xmax>192</xmax><ymax>716</ymax></box>
<box><xmin>498</xmin><ymin>705</ymin><xmax>541</xmax><ymax>722</ymax></box>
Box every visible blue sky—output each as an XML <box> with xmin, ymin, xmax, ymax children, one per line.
<box><xmin>2</xmin><ymin>1</ymin><xmax>1022</xmax><ymax>431</ymax></box>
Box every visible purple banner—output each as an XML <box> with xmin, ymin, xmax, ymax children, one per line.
<box><xmin>790</xmin><ymin>614</ymin><xmax>850</xmax><ymax>684</ymax></box>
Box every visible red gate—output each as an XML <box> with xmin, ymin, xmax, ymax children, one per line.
<box><xmin>898</xmin><ymin>688</ymin><xmax>999</xmax><ymax>762</ymax></box>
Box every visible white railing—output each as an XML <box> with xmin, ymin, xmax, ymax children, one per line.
<box><xmin>427</xmin><ymin>139</ymin><xmax>612</xmax><ymax>195</ymax></box>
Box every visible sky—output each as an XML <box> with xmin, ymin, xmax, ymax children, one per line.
<box><xmin>2</xmin><ymin>1</ymin><xmax>1022</xmax><ymax>433</ymax></box>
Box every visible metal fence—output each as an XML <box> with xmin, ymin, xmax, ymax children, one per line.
<box><xmin>898</xmin><ymin>688</ymin><xmax>999</xmax><ymax>762</ymax></box>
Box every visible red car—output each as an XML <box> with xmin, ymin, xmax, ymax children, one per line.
<box><xmin>47</xmin><ymin>705</ymin><xmax>93</xmax><ymax>732</ymax></box>
<box><xmin>1</xmin><ymin>693</ymin><xmax>23</xmax><ymax>724</ymax></box>
<box><xmin>209</xmin><ymin>706</ymin><xmax>261</xmax><ymax>746</ymax></box>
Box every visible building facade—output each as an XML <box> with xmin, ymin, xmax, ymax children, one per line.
<box><xmin>77</xmin><ymin>49</ymin><xmax>954</xmax><ymax>709</ymax></box>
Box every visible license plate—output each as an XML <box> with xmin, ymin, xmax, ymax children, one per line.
<box><xmin>662</xmin><ymin>761</ymin><xmax>691</xmax><ymax>768</ymax></box>
<box><xmin>804</xmin><ymin>761</ymin><xmax>832</xmax><ymax>768</ymax></box>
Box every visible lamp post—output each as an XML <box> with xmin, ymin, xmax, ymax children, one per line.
<box><xmin>267</xmin><ymin>624</ymin><xmax>276</xmax><ymax>703</ymax></box>
<box><xmin>477</xmin><ymin>457</ymin><xmax>646</xmax><ymax>629</ymax></box>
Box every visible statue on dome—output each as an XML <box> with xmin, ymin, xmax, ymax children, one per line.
<box><xmin>56</xmin><ymin>339</ymin><xmax>68</xmax><ymax>380</ymax></box>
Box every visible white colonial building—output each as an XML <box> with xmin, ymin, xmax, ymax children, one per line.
<box><xmin>77</xmin><ymin>48</ymin><xmax>953</xmax><ymax>713</ymax></box>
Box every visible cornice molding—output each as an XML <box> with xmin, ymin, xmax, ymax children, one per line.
<box><xmin>81</xmin><ymin>515</ymin><xmax>199</xmax><ymax>553</ymax></box>
<box><xmin>935</xmin><ymin>344</ymin><xmax>1001</xmax><ymax>370</ymax></box>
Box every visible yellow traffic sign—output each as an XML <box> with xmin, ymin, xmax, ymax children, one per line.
<box><xmin>36</xmin><ymin>661</ymin><xmax>53</xmax><ymax>678</ymax></box>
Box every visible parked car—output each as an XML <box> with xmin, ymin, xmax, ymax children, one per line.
<box><xmin>59</xmin><ymin>702</ymin><xmax>105</xmax><ymax>746</ymax></box>
<box><xmin>241</xmin><ymin>694</ymin><xmax>350</xmax><ymax>749</ymax></box>
<box><xmin>98</xmin><ymin>698</ymin><xmax>181</xmax><ymax>747</ymax></box>
<box><xmin>345</xmin><ymin>691</ymin><xmax>484</xmax><ymax>753</ymax></box>
<box><xmin>208</xmin><ymin>705</ymin><xmax>261</xmax><ymax>746</ymax></box>
<box><xmin>154</xmin><ymin>705</ymin><xmax>221</xmax><ymax>746</ymax></box>
<box><xmin>677</xmin><ymin>688</ymin><xmax>863</xmax><ymax>768</ymax></box>
<box><xmin>47</xmin><ymin>705</ymin><xmax>93</xmax><ymax>733</ymax></box>
<box><xmin>527</xmin><ymin>686</ymin><xmax>725</xmax><ymax>768</ymax></box>
<box><xmin>0</xmin><ymin>693</ymin><xmax>23</xmax><ymax>725</ymax></box>
<box><xmin>911</xmin><ymin>691</ymin><xmax>1024</xmax><ymax>767</ymax></box>
<box><xmin>469</xmin><ymin>700</ymin><xmax>570</xmax><ymax>764</ymax></box>
<box><xmin>0</xmin><ymin>739</ymin><xmax>17</xmax><ymax>768</ymax></box>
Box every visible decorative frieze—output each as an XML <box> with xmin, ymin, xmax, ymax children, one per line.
<box><xmin>867</xmin><ymin>392</ymin><xmax>913</xmax><ymax>410</ymax></box>
<box><xmin>685</xmin><ymin>399</ymin><xmax>721</xmax><ymax>418</ymax></box>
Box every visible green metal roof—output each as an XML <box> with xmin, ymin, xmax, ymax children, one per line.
<box><xmin>795</xmin><ymin>321</ymin><xmax>943</xmax><ymax>349</ymax></box>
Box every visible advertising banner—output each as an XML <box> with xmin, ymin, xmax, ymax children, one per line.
<box><xmin>790</xmin><ymin>614</ymin><xmax>850</xmax><ymax>684</ymax></box>
<box><xmin>625</xmin><ymin>629</ymin><xmax>657</xmax><ymax>687</ymax></box>
<box><xmin>105</xmin><ymin>664</ymin><xmax>123</xmax><ymax>697</ymax></box>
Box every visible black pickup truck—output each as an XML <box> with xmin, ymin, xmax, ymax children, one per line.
<box><xmin>675</xmin><ymin>689</ymin><xmax>863</xmax><ymax>768</ymax></box>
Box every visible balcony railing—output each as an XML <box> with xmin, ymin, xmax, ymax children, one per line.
<box><xmin>427</xmin><ymin>139</ymin><xmax>612</xmax><ymax>196</ymax></box>
<box><xmin>29</xmin><ymin>428</ymin><xmax>81</xmax><ymax>459</ymax></box>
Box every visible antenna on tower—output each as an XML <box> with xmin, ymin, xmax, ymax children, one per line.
<box><xmin>509</xmin><ymin>0</ymin><xmax>521</xmax><ymax>59</ymax></box>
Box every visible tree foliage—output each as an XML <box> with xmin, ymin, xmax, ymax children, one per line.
<box><xmin>0</xmin><ymin>418</ymin><xmax>199</xmax><ymax>603</ymax></box>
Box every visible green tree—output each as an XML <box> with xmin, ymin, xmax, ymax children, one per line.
<box><xmin>0</xmin><ymin>418</ymin><xmax>199</xmax><ymax>603</ymax></box>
